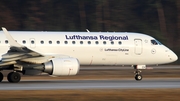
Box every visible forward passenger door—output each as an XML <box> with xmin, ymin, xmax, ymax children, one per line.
<box><xmin>134</xmin><ymin>39</ymin><xmax>142</xmax><ymax>55</ymax></box>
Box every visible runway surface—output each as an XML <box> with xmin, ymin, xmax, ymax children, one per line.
<box><xmin>0</xmin><ymin>78</ymin><xmax>180</xmax><ymax>90</ymax></box>
<box><xmin>80</xmin><ymin>65</ymin><xmax>180</xmax><ymax>70</ymax></box>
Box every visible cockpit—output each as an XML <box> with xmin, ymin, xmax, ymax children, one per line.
<box><xmin>151</xmin><ymin>39</ymin><xmax>162</xmax><ymax>45</ymax></box>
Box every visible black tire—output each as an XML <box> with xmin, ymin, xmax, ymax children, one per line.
<box><xmin>0</xmin><ymin>72</ymin><xmax>3</xmax><ymax>82</ymax></box>
<box><xmin>7</xmin><ymin>72</ymin><xmax>21</xmax><ymax>83</ymax></box>
<box><xmin>7</xmin><ymin>72</ymin><xmax>13</xmax><ymax>82</ymax></box>
<box><xmin>135</xmin><ymin>74</ymin><xmax>142</xmax><ymax>81</ymax></box>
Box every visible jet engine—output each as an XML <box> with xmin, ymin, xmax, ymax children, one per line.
<box><xmin>43</xmin><ymin>58</ymin><xmax>80</xmax><ymax>76</ymax></box>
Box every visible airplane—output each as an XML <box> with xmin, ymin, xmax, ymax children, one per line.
<box><xmin>0</xmin><ymin>27</ymin><xmax>178</xmax><ymax>83</ymax></box>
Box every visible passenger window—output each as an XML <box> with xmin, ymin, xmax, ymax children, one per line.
<box><xmin>64</xmin><ymin>41</ymin><xmax>68</xmax><ymax>44</ymax></box>
<box><xmin>31</xmin><ymin>40</ymin><xmax>34</xmax><ymax>44</ymax></box>
<box><xmin>151</xmin><ymin>40</ymin><xmax>158</xmax><ymax>45</ymax></box>
<box><xmin>80</xmin><ymin>41</ymin><xmax>83</xmax><ymax>44</ymax></box>
<box><xmin>72</xmin><ymin>41</ymin><xmax>75</xmax><ymax>44</ymax></box>
<box><xmin>49</xmin><ymin>41</ymin><xmax>52</xmax><ymax>44</ymax></box>
<box><xmin>57</xmin><ymin>41</ymin><xmax>60</xmax><ymax>44</ymax></box>
<box><xmin>5</xmin><ymin>40</ymin><xmax>8</xmax><ymax>44</ymax></box>
<box><xmin>88</xmin><ymin>41</ymin><xmax>91</xmax><ymax>44</ymax></box>
<box><xmin>41</xmin><ymin>41</ymin><xmax>44</xmax><ymax>44</ymax></box>
<box><xmin>103</xmin><ymin>41</ymin><xmax>106</xmax><ymax>45</ymax></box>
<box><xmin>22</xmin><ymin>40</ymin><xmax>26</xmax><ymax>44</ymax></box>
<box><xmin>118</xmin><ymin>41</ymin><xmax>122</xmax><ymax>45</ymax></box>
<box><xmin>95</xmin><ymin>41</ymin><xmax>99</xmax><ymax>44</ymax></box>
<box><xmin>111</xmin><ymin>41</ymin><xmax>114</xmax><ymax>45</ymax></box>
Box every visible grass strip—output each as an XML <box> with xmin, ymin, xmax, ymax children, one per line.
<box><xmin>0</xmin><ymin>89</ymin><xmax>179</xmax><ymax>101</ymax></box>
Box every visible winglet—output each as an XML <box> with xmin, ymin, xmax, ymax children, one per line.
<box><xmin>2</xmin><ymin>27</ymin><xmax>23</xmax><ymax>47</ymax></box>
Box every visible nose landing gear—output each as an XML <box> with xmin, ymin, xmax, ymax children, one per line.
<box><xmin>133</xmin><ymin>65</ymin><xmax>146</xmax><ymax>81</ymax></box>
<box><xmin>134</xmin><ymin>70</ymin><xmax>142</xmax><ymax>81</ymax></box>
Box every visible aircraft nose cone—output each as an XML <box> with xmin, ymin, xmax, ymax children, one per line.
<box><xmin>170</xmin><ymin>51</ymin><xmax>178</xmax><ymax>62</ymax></box>
<box><xmin>173</xmin><ymin>53</ymin><xmax>178</xmax><ymax>61</ymax></box>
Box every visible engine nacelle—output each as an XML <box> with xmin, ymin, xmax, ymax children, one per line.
<box><xmin>43</xmin><ymin>58</ymin><xmax>80</xmax><ymax>76</ymax></box>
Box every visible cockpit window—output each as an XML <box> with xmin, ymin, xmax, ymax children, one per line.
<box><xmin>156</xmin><ymin>40</ymin><xmax>162</xmax><ymax>45</ymax></box>
<box><xmin>151</xmin><ymin>39</ymin><xmax>162</xmax><ymax>45</ymax></box>
<box><xmin>151</xmin><ymin>40</ymin><xmax>158</xmax><ymax>45</ymax></box>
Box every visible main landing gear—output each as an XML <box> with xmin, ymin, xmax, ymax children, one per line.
<box><xmin>0</xmin><ymin>72</ymin><xmax>21</xmax><ymax>83</ymax></box>
<box><xmin>7</xmin><ymin>72</ymin><xmax>21</xmax><ymax>83</ymax></box>
<box><xmin>0</xmin><ymin>72</ymin><xmax>3</xmax><ymax>82</ymax></box>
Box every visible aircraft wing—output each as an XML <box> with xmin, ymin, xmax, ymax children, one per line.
<box><xmin>0</xmin><ymin>27</ymin><xmax>52</xmax><ymax>67</ymax></box>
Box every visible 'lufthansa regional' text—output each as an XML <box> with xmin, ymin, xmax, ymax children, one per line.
<box><xmin>65</xmin><ymin>35</ymin><xmax>128</xmax><ymax>41</ymax></box>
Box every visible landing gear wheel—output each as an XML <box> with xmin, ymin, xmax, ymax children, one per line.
<box><xmin>134</xmin><ymin>68</ymin><xmax>143</xmax><ymax>81</ymax></box>
<box><xmin>135</xmin><ymin>74</ymin><xmax>142</xmax><ymax>81</ymax></box>
<box><xmin>0</xmin><ymin>72</ymin><xmax>4</xmax><ymax>82</ymax></box>
<box><xmin>7</xmin><ymin>72</ymin><xmax>21</xmax><ymax>83</ymax></box>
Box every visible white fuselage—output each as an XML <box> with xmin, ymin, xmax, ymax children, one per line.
<box><xmin>0</xmin><ymin>31</ymin><xmax>178</xmax><ymax>65</ymax></box>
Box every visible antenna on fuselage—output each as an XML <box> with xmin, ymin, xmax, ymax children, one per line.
<box><xmin>86</xmin><ymin>29</ymin><xmax>90</xmax><ymax>32</ymax></box>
